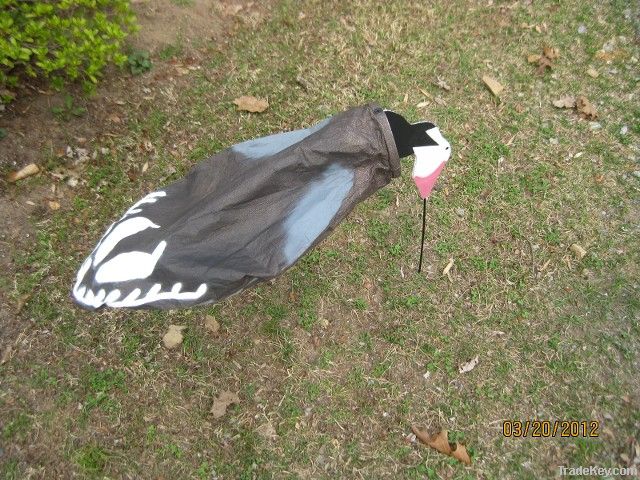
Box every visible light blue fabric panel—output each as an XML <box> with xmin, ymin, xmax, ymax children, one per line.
<box><xmin>282</xmin><ymin>163</ymin><xmax>354</xmax><ymax>264</ymax></box>
<box><xmin>232</xmin><ymin>118</ymin><xmax>331</xmax><ymax>160</ymax></box>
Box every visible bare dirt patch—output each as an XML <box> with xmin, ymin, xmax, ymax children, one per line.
<box><xmin>131</xmin><ymin>0</ymin><xmax>225</xmax><ymax>54</ymax></box>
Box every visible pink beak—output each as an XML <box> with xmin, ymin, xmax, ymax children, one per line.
<box><xmin>413</xmin><ymin>161</ymin><xmax>446</xmax><ymax>199</ymax></box>
<box><xmin>411</xmin><ymin>126</ymin><xmax>451</xmax><ymax>199</ymax></box>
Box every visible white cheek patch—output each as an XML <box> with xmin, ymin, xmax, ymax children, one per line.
<box><xmin>95</xmin><ymin>240</ymin><xmax>167</xmax><ymax>284</ymax></box>
<box><xmin>411</xmin><ymin>127</ymin><xmax>452</xmax><ymax>178</ymax></box>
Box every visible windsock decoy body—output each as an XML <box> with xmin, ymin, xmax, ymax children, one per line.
<box><xmin>72</xmin><ymin>104</ymin><xmax>451</xmax><ymax>310</ymax></box>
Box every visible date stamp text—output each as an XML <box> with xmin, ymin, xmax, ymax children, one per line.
<box><xmin>503</xmin><ymin>420</ymin><xmax>599</xmax><ymax>438</ymax></box>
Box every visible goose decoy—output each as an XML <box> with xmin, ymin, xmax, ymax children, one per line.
<box><xmin>72</xmin><ymin>104</ymin><xmax>451</xmax><ymax>310</ymax></box>
<box><xmin>384</xmin><ymin>110</ymin><xmax>451</xmax><ymax>271</ymax></box>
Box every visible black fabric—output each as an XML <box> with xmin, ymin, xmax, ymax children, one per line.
<box><xmin>385</xmin><ymin>111</ymin><xmax>436</xmax><ymax>157</ymax></box>
<box><xmin>72</xmin><ymin>104</ymin><xmax>400</xmax><ymax>310</ymax></box>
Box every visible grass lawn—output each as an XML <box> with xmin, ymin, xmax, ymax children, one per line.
<box><xmin>1</xmin><ymin>0</ymin><xmax>639</xmax><ymax>478</ymax></box>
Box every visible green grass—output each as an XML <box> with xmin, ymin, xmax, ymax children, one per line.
<box><xmin>1</xmin><ymin>0</ymin><xmax>639</xmax><ymax>478</ymax></box>
<box><xmin>2</xmin><ymin>413</ymin><xmax>31</xmax><ymax>441</ymax></box>
<box><xmin>74</xmin><ymin>445</ymin><xmax>110</xmax><ymax>474</ymax></box>
<box><xmin>77</xmin><ymin>367</ymin><xmax>126</xmax><ymax>422</ymax></box>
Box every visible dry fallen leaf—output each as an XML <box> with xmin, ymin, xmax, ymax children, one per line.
<box><xmin>543</xmin><ymin>45</ymin><xmax>559</xmax><ymax>60</ymax></box>
<box><xmin>536</xmin><ymin>56</ymin><xmax>553</xmax><ymax>74</ymax></box>
<box><xmin>527</xmin><ymin>54</ymin><xmax>541</xmax><ymax>64</ymax></box>
<box><xmin>442</xmin><ymin>257</ymin><xmax>455</xmax><ymax>277</ymax></box>
<box><xmin>553</xmin><ymin>96</ymin><xmax>576</xmax><ymax>109</ymax></box>
<box><xmin>211</xmin><ymin>390</ymin><xmax>240</xmax><ymax>418</ymax></box>
<box><xmin>423</xmin><ymin>429</ymin><xmax>451</xmax><ymax>455</ymax></box>
<box><xmin>595</xmin><ymin>49</ymin><xmax>623</xmax><ymax>62</ymax></box>
<box><xmin>459</xmin><ymin>355</ymin><xmax>479</xmax><ymax>374</ymax></box>
<box><xmin>411</xmin><ymin>426</ymin><xmax>472</xmax><ymax>465</ymax></box>
<box><xmin>450</xmin><ymin>443</ymin><xmax>472</xmax><ymax>465</ymax></box>
<box><xmin>127</xmin><ymin>167</ymin><xmax>139</xmax><ymax>183</ymax></box>
<box><xmin>435</xmin><ymin>78</ymin><xmax>451</xmax><ymax>91</ymax></box>
<box><xmin>586</xmin><ymin>67</ymin><xmax>599</xmax><ymax>78</ymax></box>
<box><xmin>529</xmin><ymin>46</ymin><xmax>559</xmax><ymax>74</ymax></box>
<box><xmin>48</xmin><ymin>200</ymin><xmax>61</xmax><ymax>211</ymax></box>
<box><xmin>233</xmin><ymin>95</ymin><xmax>269</xmax><ymax>113</ymax></box>
<box><xmin>7</xmin><ymin>163</ymin><xmax>39</xmax><ymax>183</ymax></box>
<box><xmin>575</xmin><ymin>96</ymin><xmax>598</xmax><ymax>120</ymax></box>
<box><xmin>570</xmin><ymin>243</ymin><xmax>587</xmax><ymax>259</ymax></box>
<box><xmin>482</xmin><ymin>75</ymin><xmax>504</xmax><ymax>96</ymax></box>
<box><xmin>554</xmin><ymin>95</ymin><xmax>598</xmax><ymax>120</ymax></box>
<box><xmin>0</xmin><ymin>345</ymin><xmax>12</xmax><ymax>365</ymax></box>
<box><xmin>162</xmin><ymin>324</ymin><xmax>186</xmax><ymax>349</ymax></box>
<box><xmin>205</xmin><ymin>315</ymin><xmax>220</xmax><ymax>335</ymax></box>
